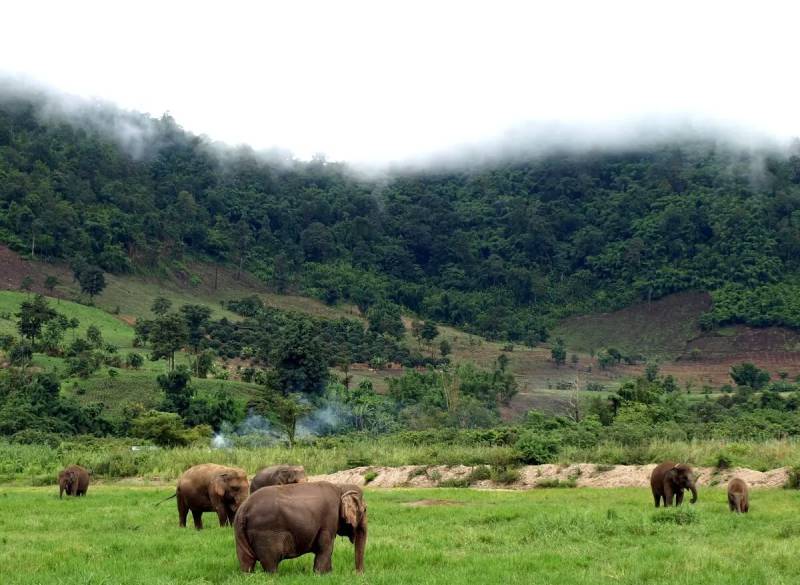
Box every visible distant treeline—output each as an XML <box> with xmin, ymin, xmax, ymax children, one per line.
<box><xmin>3</xmin><ymin>91</ymin><xmax>800</xmax><ymax>340</ymax></box>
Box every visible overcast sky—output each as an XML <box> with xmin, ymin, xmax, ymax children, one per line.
<box><xmin>1</xmin><ymin>1</ymin><xmax>798</xmax><ymax>164</ymax></box>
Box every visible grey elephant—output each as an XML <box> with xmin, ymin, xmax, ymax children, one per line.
<box><xmin>250</xmin><ymin>465</ymin><xmax>307</xmax><ymax>493</ymax></box>
<box><xmin>235</xmin><ymin>481</ymin><xmax>367</xmax><ymax>574</ymax></box>
<box><xmin>650</xmin><ymin>461</ymin><xmax>698</xmax><ymax>507</ymax></box>
<box><xmin>58</xmin><ymin>465</ymin><xmax>90</xmax><ymax>498</ymax></box>
<box><xmin>169</xmin><ymin>464</ymin><xmax>250</xmax><ymax>529</ymax></box>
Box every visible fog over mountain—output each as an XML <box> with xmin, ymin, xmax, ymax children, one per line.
<box><xmin>1</xmin><ymin>1</ymin><xmax>798</xmax><ymax>165</ymax></box>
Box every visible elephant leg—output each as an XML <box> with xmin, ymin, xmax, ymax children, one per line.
<box><xmin>313</xmin><ymin>533</ymin><xmax>334</xmax><ymax>574</ymax></box>
<box><xmin>675</xmin><ymin>490</ymin><xmax>684</xmax><ymax>506</ymax></box>
<box><xmin>216</xmin><ymin>507</ymin><xmax>229</xmax><ymax>527</ymax></box>
<box><xmin>192</xmin><ymin>509</ymin><xmax>204</xmax><ymax>530</ymax></box>
<box><xmin>178</xmin><ymin>498</ymin><xmax>189</xmax><ymax>528</ymax></box>
<box><xmin>260</xmin><ymin>558</ymin><xmax>279</xmax><ymax>574</ymax></box>
<box><xmin>663</xmin><ymin>488</ymin><xmax>674</xmax><ymax>507</ymax></box>
<box><xmin>653</xmin><ymin>492</ymin><xmax>662</xmax><ymax>508</ymax></box>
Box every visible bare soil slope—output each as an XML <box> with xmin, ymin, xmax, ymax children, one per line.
<box><xmin>311</xmin><ymin>463</ymin><xmax>789</xmax><ymax>490</ymax></box>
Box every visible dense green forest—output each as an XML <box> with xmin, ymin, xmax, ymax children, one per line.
<box><xmin>4</xmin><ymin>89</ymin><xmax>800</xmax><ymax>342</ymax></box>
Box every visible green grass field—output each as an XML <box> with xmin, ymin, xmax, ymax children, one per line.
<box><xmin>1</xmin><ymin>486</ymin><xmax>799</xmax><ymax>584</ymax></box>
<box><xmin>0</xmin><ymin>291</ymin><xmax>135</xmax><ymax>349</ymax></box>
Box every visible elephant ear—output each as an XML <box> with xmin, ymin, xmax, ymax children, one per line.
<box><xmin>213</xmin><ymin>474</ymin><xmax>228</xmax><ymax>498</ymax></box>
<box><xmin>340</xmin><ymin>490</ymin><xmax>364</xmax><ymax>529</ymax></box>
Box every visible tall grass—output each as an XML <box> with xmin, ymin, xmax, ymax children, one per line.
<box><xmin>561</xmin><ymin>438</ymin><xmax>800</xmax><ymax>471</ymax></box>
<box><xmin>3</xmin><ymin>437</ymin><xmax>799</xmax><ymax>485</ymax></box>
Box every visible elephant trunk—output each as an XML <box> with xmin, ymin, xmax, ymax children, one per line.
<box><xmin>354</xmin><ymin>524</ymin><xmax>367</xmax><ymax>573</ymax></box>
<box><xmin>689</xmin><ymin>482</ymin><xmax>698</xmax><ymax>504</ymax></box>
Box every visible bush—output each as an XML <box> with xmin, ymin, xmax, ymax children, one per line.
<box><xmin>363</xmin><ymin>471</ymin><xmax>378</xmax><ymax>484</ymax></box>
<box><xmin>126</xmin><ymin>352</ymin><xmax>144</xmax><ymax>369</ymax></box>
<box><xmin>467</xmin><ymin>465</ymin><xmax>492</xmax><ymax>483</ymax></box>
<box><xmin>715</xmin><ymin>451</ymin><xmax>734</xmax><ymax>470</ymax></box>
<box><xmin>785</xmin><ymin>467</ymin><xmax>800</xmax><ymax>490</ymax></box>
<box><xmin>489</xmin><ymin>466</ymin><xmax>520</xmax><ymax>484</ymax></box>
<box><xmin>438</xmin><ymin>478</ymin><xmax>469</xmax><ymax>488</ymax></box>
<box><xmin>536</xmin><ymin>478</ymin><xmax>577</xmax><ymax>488</ymax></box>
<box><xmin>515</xmin><ymin>431</ymin><xmax>560</xmax><ymax>464</ymax></box>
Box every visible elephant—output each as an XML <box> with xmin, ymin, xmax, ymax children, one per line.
<box><xmin>250</xmin><ymin>465</ymin><xmax>307</xmax><ymax>493</ymax></box>
<box><xmin>650</xmin><ymin>461</ymin><xmax>698</xmax><ymax>507</ymax></box>
<box><xmin>174</xmin><ymin>464</ymin><xmax>249</xmax><ymax>529</ymax></box>
<box><xmin>234</xmin><ymin>481</ymin><xmax>367</xmax><ymax>574</ymax></box>
<box><xmin>58</xmin><ymin>465</ymin><xmax>90</xmax><ymax>498</ymax></box>
<box><xmin>727</xmin><ymin>477</ymin><xmax>749</xmax><ymax>513</ymax></box>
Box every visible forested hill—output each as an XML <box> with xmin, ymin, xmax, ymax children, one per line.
<box><xmin>2</xmin><ymin>89</ymin><xmax>800</xmax><ymax>342</ymax></box>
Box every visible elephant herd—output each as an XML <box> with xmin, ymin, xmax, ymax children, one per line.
<box><xmin>650</xmin><ymin>460</ymin><xmax>750</xmax><ymax>513</ymax></box>
<box><xmin>59</xmin><ymin>462</ymin><xmax>365</xmax><ymax>574</ymax></box>
<box><xmin>55</xmin><ymin>458</ymin><xmax>750</xmax><ymax>575</ymax></box>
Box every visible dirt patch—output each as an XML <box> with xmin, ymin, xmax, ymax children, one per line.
<box><xmin>554</xmin><ymin>291</ymin><xmax>710</xmax><ymax>359</ymax></box>
<box><xmin>402</xmin><ymin>499</ymin><xmax>463</xmax><ymax>507</ymax></box>
<box><xmin>310</xmin><ymin>464</ymin><xmax>790</xmax><ymax>490</ymax></box>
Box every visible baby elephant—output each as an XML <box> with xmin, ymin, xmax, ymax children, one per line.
<box><xmin>727</xmin><ymin>477</ymin><xmax>749</xmax><ymax>513</ymax></box>
<box><xmin>235</xmin><ymin>481</ymin><xmax>367</xmax><ymax>574</ymax></box>
<box><xmin>250</xmin><ymin>465</ymin><xmax>307</xmax><ymax>493</ymax></box>
<box><xmin>650</xmin><ymin>461</ymin><xmax>698</xmax><ymax>507</ymax></box>
<box><xmin>58</xmin><ymin>465</ymin><xmax>90</xmax><ymax>498</ymax></box>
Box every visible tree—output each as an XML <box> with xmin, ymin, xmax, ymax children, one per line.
<box><xmin>420</xmin><ymin>321</ymin><xmax>439</xmax><ymax>345</ymax></box>
<box><xmin>130</xmin><ymin>411</ymin><xmax>193</xmax><ymax>446</ymax></box>
<box><xmin>40</xmin><ymin>315</ymin><xmax>68</xmax><ymax>355</ymax></box>
<box><xmin>78</xmin><ymin>266</ymin><xmax>106</xmax><ymax>301</ymax></box>
<box><xmin>730</xmin><ymin>362</ymin><xmax>771</xmax><ymax>390</ymax></box>
<box><xmin>273</xmin><ymin>393</ymin><xmax>314</xmax><ymax>448</ymax></box>
<box><xmin>158</xmin><ymin>366</ymin><xmax>194</xmax><ymax>417</ymax></box>
<box><xmin>67</xmin><ymin>317</ymin><xmax>80</xmax><ymax>341</ymax></box>
<box><xmin>44</xmin><ymin>275</ymin><xmax>59</xmax><ymax>299</ymax></box>
<box><xmin>179</xmin><ymin>304</ymin><xmax>212</xmax><ymax>375</ymax></box>
<box><xmin>271</xmin><ymin>319</ymin><xmax>329</xmax><ymax>395</ymax></box>
<box><xmin>551</xmin><ymin>338</ymin><xmax>566</xmax><ymax>367</ymax></box>
<box><xmin>86</xmin><ymin>325</ymin><xmax>103</xmax><ymax>349</ymax></box>
<box><xmin>496</xmin><ymin>353</ymin><xmax>510</xmax><ymax>371</ymax></box>
<box><xmin>148</xmin><ymin>313</ymin><xmax>188</xmax><ymax>370</ymax></box>
<box><xmin>20</xmin><ymin>275</ymin><xmax>34</xmax><ymax>294</ymax></box>
<box><xmin>151</xmin><ymin>296</ymin><xmax>172</xmax><ymax>316</ymax></box>
<box><xmin>126</xmin><ymin>352</ymin><xmax>144</xmax><ymax>369</ymax></box>
<box><xmin>366</xmin><ymin>302</ymin><xmax>405</xmax><ymax>338</ymax></box>
<box><xmin>16</xmin><ymin>294</ymin><xmax>56</xmax><ymax>344</ymax></box>
<box><xmin>439</xmin><ymin>338</ymin><xmax>452</xmax><ymax>359</ymax></box>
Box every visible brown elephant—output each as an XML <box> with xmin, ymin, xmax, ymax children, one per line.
<box><xmin>250</xmin><ymin>465</ymin><xmax>307</xmax><ymax>493</ymax></box>
<box><xmin>58</xmin><ymin>465</ymin><xmax>90</xmax><ymax>498</ymax></box>
<box><xmin>234</xmin><ymin>481</ymin><xmax>367</xmax><ymax>574</ymax></box>
<box><xmin>728</xmin><ymin>477</ymin><xmax>749</xmax><ymax>513</ymax></box>
<box><xmin>650</xmin><ymin>461</ymin><xmax>698</xmax><ymax>507</ymax></box>
<box><xmin>174</xmin><ymin>464</ymin><xmax>249</xmax><ymax>529</ymax></box>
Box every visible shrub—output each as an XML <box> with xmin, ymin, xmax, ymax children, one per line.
<box><xmin>785</xmin><ymin>466</ymin><xmax>800</xmax><ymax>490</ymax></box>
<box><xmin>467</xmin><ymin>465</ymin><xmax>492</xmax><ymax>483</ymax></box>
<box><xmin>438</xmin><ymin>478</ymin><xmax>469</xmax><ymax>488</ymax></box>
<box><xmin>490</xmin><ymin>466</ymin><xmax>520</xmax><ymax>484</ymax></box>
<box><xmin>515</xmin><ymin>431</ymin><xmax>560</xmax><ymax>464</ymax></box>
<box><xmin>126</xmin><ymin>352</ymin><xmax>144</xmax><ymax>369</ymax></box>
<box><xmin>363</xmin><ymin>471</ymin><xmax>378</xmax><ymax>484</ymax></box>
<box><xmin>715</xmin><ymin>452</ymin><xmax>734</xmax><ymax>470</ymax></box>
<box><xmin>536</xmin><ymin>478</ymin><xmax>577</xmax><ymax>488</ymax></box>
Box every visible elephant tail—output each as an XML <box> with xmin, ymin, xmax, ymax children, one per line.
<box><xmin>234</xmin><ymin>508</ymin><xmax>257</xmax><ymax>572</ymax></box>
<box><xmin>154</xmin><ymin>492</ymin><xmax>177</xmax><ymax>507</ymax></box>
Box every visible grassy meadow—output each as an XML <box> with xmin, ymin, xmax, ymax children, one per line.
<box><xmin>1</xmin><ymin>485</ymin><xmax>799</xmax><ymax>584</ymax></box>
